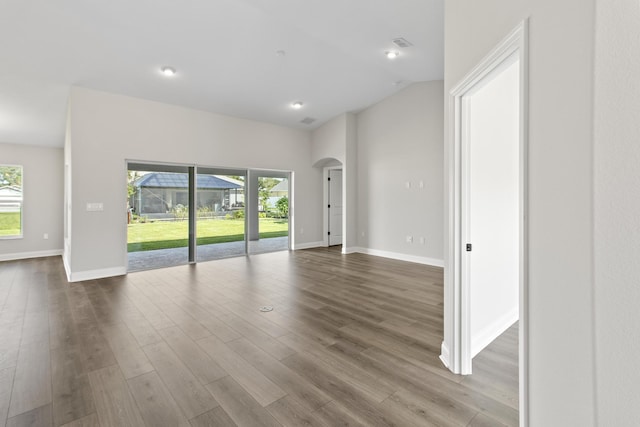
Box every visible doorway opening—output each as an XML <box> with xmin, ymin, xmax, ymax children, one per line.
<box><xmin>328</xmin><ymin>168</ymin><xmax>343</xmax><ymax>246</ymax></box>
<box><xmin>464</xmin><ymin>55</ymin><xmax>520</xmax><ymax>361</ymax></box>
<box><xmin>444</xmin><ymin>21</ymin><xmax>529</xmax><ymax>425</ymax></box>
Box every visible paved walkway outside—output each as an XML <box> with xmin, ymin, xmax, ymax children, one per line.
<box><xmin>128</xmin><ymin>236</ymin><xmax>289</xmax><ymax>272</ymax></box>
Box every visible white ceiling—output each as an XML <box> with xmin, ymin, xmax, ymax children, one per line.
<box><xmin>0</xmin><ymin>0</ymin><xmax>444</xmax><ymax>148</ymax></box>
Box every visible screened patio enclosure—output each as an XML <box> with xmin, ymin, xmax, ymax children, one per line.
<box><xmin>130</xmin><ymin>172</ymin><xmax>243</xmax><ymax>217</ymax></box>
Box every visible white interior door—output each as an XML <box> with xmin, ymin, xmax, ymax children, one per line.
<box><xmin>463</xmin><ymin>57</ymin><xmax>520</xmax><ymax>360</ymax></box>
<box><xmin>328</xmin><ymin>169</ymin><xmax>343</xmax><ymax>246</ymax></box>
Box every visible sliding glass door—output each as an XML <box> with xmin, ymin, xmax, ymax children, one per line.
<box><xmin>127</xmin><ymin>162</ymin><xmax>290</xmax><ymax>272</ymax></box>
<box><xmin>196</xmin><ymin>168</ymin><xmax>246</xmax><ymax>262</ymax></box>
<box><xmin>248</xmin><ymin>171</ymin><xmax>290</xmax><ymax>254</ymax></box>
<box><xmin>127</xmin><ymin>163</ymin><xmax>192</xmax><ymax>271</ymax></box>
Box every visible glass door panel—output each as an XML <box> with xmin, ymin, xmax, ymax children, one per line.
<box><xmin>127</xmin><ymin>163</ymin><xmax>191</xmax><ymax>271</ymax></box>
<box><xmin>248</xmin><ymin>172</ymin><xmax>290</xmax><ymax>254</ymax></box>
<box><xmin>196</xmin><ymin>168</ymin><xmax>246</xmax><ymax>262</ymax></box>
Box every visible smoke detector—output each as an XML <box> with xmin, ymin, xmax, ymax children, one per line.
<box><xmin>300</xmin><ymin>117</ymin><xmax>316</xmax><ymax>125</ymax></box>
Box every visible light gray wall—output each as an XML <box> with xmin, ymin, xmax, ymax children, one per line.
<box><xmin>594</xmin><ymin>0</ymin><xmax>640</xmax><ymax>424</ymax></box>
<box><xmin>344</xmin><ymin>113</ymin><xmax>358</xmax><ymax>250</ymax></box>
<box><xmin>311</xmin><ymin>114</ymin><xmax>346</xmax><ymax>166</ymax></box>
<box><xmin>0</xmin><ymin>143</ymin><xmax>63</xmax><ymax>259</ymax></box>
<box><xmin>356</xmin><ymin>81</ymin><xmax>444</xmax><ymax>264</ymax></box>
<box><xmin>310</xmin><ymin>113</ymin><xmax>358</xmax><ymax>251</ymax></box>
<box><xmin>445</xmin><ymin>1</ymin><xmax>596</xmax><ymax>424</ymax></box>
<box><xmin>66</xmin><ymin>87</ymin><xmax>322</xmax><ymax>278</ymax></box>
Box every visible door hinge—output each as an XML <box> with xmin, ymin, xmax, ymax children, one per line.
<box><xmin>328</xmin><ymin>177</ymin><xmax>331</xmax><ymax>181</ymax></box>
<box><xmin>328</xmin><ymin>204</ymin><xmax>331</xmax><ymax>208</ymax></box>
<box><xmin>328</xmin><ymin>231</ymin><xmax>331</xmax><ymax>235</ymax></box>
<box><xmin>466</xmin><ymin>243</ymin><xmax>472</xmax><ymax>252</ymax></box>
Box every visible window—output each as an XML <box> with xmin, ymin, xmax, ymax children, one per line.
<box><xmin>0</xmin><ymin>165</ymin><xmax>23</xmax><ymax>238</ymax></box>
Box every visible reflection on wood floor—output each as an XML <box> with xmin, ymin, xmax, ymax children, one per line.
<box><xmin>0</xmin><ymin>247</ymin><xmax>518</xmax><ymax>426</ymax></box>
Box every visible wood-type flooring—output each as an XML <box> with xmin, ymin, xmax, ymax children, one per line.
<box><xmin>0</xmin><ymin>247</ymin><xmax>518</xmax><ymax>426</ymax></box>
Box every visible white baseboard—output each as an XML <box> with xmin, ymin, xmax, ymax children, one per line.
<box><xmin>0</xmin><ymin>249</ymin><xmax>63</xmax><ymax>262</ymax></box>
<box><xmin>440</xmin><ymin>341</ymin><xmax>451</xmax><ymax>370</ymax></box>
<box><xmin>471</xmin><ymin>306</ymin><xmax>519</xmax><ymax>358</ymax></box>
<box><xmin>67</xmin><ymin>266</ymin><xmax>127</xmax><ymax>283</ymax></box>
<box><xmin>292</xmin><ymin>241</ymin><xmax>324</xmax><ymax>250</ymax></box>
<box><xmin>62</xmin><ymin>252</ymin><xmax>72</xmax><ymax>282</ymax></box>
<box><xmin>342</xmin><ymin>246</ymin><xmax>358</xmax><ymax>254</ymax></box>
<box><xmin>348</xmin><ymin>247</ymin><xmax>444</xmax><ymax>268</ymax></box>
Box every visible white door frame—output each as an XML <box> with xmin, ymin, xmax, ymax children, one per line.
<box><xmin>444</xmin><ymin>20</ymin><xmax>529</xmax><ymax>426</ymax></box>
<box><xmin>322</xmin><ymin>165</ymin><xmax>343</xmax><ymax>247</ymax></box>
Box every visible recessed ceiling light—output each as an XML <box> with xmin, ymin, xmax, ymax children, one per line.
<box><xmin>385</xmin><ymin>51</ymin><xmax>400</xmax><ymax>59</ymax></box>
<box><xmin>291</xmin><ymin>101</ymin><xmax>304</xmax><ymax>110</ymax></box>
<box><xmin>160</xmin><ymin>66</ymin><xmax>176</xmax><ymax>77</ymax></box>
<box><xmin>276</xmin><ymin>50</ymin><xmax>286</xmax><ymax>57</ymax></box>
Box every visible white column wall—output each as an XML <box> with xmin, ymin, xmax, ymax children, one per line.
<box><xmin>593</xmin><ymin>0</ymin><xmax>640</xmax><ymax>424</ymax></box>
<box><xmin>445</xmin><ymin>1</ymin><xmax>596</xmax><ymax>424</ymax></box>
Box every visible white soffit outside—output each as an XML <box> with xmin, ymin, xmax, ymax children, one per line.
<box><xmin>0</xmin><ymin>0</ymin><xmax>444</xmax><ymax>147</ymax></box>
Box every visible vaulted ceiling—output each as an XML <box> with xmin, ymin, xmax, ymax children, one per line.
<box><xmin>0</xmin><ymin>0</ymin><xmax>443</xmax><ymax>147</ymax></box>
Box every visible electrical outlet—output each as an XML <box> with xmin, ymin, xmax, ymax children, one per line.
<box><xmin>300</xmin><ymin>228</ymin><xmax>304</xmax><ymax>235</ymax></box>
<box><xmin>43</xmin><ymin>233</ymin><xmax>48</xmax><ymax>240</ymax></box>
<box><xmin>361</xmin><ymin>231</ymin><xmax>365</xmax><ymax>237</ymax></box>
<box><xmin>419</xmin><ymin>180</ymin><xmax>424</xmax><ymax>189</ymax></box>
<box><xmin>406</xmin><ymin>236</ymin><xmax>413</xmax><ymax>243</ymax></box>
<box><xmin>405</xmin><ymin>181</ymin><xmax>411</xmax><ymax>189</ymax></box>
<box><xmin>419</xmin><ymin>237</ymin><xmax>425</xmax><ymax>245</ymax></box>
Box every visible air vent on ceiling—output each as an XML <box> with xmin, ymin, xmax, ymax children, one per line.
<box><xmin>300</xmin><ymin>117</ymin><xmax>316</xmax><ymax>125</ymax></box>
<box><xmin>392</xmin><ymin>37</ymin><xmax>413</xmax><ymax>48</ymax></box>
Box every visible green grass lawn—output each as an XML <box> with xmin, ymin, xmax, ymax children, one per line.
<box><xmin>0</xmin><ymin>212</ymin><xmax>21</xmax><ymax>236</ymax></box>
<box><xmin>127</xmin><ymin>218</ymin><xmax>288</xmax><ymax>252</ymax></box>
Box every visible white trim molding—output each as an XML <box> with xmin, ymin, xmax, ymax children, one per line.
<box><xmin>292</xmin><ymin>241</ymin><xmax>324</xmax><ymax>250</ymax></box>
<box><xmin>0</xmin><ymin>249</ymin><xmax>63</xmax><ymax>262</ymax></box>
<box><xmin>440</xmin><ymin>342</ymin><xmax>451</xmax><ymax>369</ymax></box>
<box><xmin>62</xmin><ymin>252</ymin><xmax>71</xmax><ymax>281</ymax></box>
<box><xmin>471</xmin><ymin>307</ymin><xmax>519</xmax><ymax>358</ymax></box>
<box><xmin>66</xmin><ymin>266</ymin><xmax>127</xmax><ymax>283</ymax></box>
<box><xmin>349</xmin><ymin>247</ymin><xmax>444</xmax><ymax>268</ymax></box>
<box><xmin>444</xmin><ymin>19</ymin><xmax>530</xmax><ymax>427</ymax></box>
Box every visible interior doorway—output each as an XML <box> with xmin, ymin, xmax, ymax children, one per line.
<box><xmin>444</xmin><ymin>21</ymin><xmax>529</xmax><ymax>425</ymax></box>
<box><xmin>328</xmin><ymin>169</ymin><xmax>343</xmax><ymax>246</ymax></box>
<box><xmin>464</xmin><ymin>56</ymin><xmax>520</xmax><ymax>360</ymax></box>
